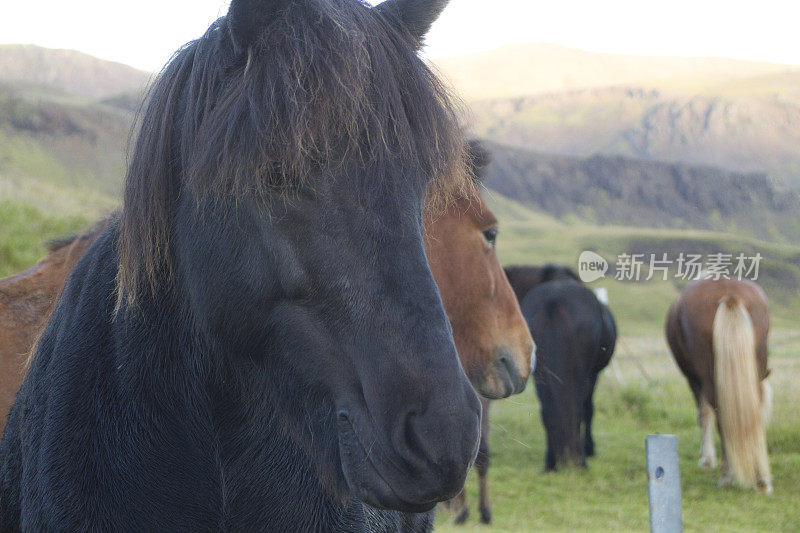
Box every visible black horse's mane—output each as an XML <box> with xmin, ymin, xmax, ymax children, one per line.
<box><xmin>118</xmin><ymin>1</ymin><xmax>465</xmax><ymax>304</ymax></box>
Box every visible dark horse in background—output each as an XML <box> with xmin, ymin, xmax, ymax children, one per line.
<box><xmin>449</xmin><ymin>264</ymin><xmax>600</xmax><ymax>524</ymax></box>
<box><xmin>503</xmin><ymin>263</ymin><xmax>580</xmax><ymax>304</ymax></box>
<box><xmin>521</xmin><ymin>278</ymin><xmax>617</xmax><ymax>471</ymax></box>
<box><xmin>666</xmin><ymin>279</ymin><xmax>772</xmax><ymax>494</ymax></box>
<box><xmin>0</xmin><ymin>0</ymin><xmax>484</xmax><ymax>530</ymax></box>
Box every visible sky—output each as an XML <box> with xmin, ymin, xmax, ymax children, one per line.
<box><xmin>1</xmin><ymin>0</ymin><xmax>799</xmax><ymax>72</ymax></box>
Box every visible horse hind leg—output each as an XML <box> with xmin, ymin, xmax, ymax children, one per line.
<box><xmin>756</xmin><ymin>465</ymin><xmax>773</xmax><ymax>495</ymax></box>
<box><xmin>475</xmin><ymin>396</ymin><xmax>492</xmax><ymax>524</ymax></box>
<box><xmin>762</xmin><ymin>380</ymin><xmax>773</xmax><ymax>427</ymax></box>
<box><xmin>475</xmin><ymin>440</ymin><xmax>492</xmax><ymax>524</ymax></box>
<box><xmin>717</xmin><ymin>429</ymin><xmax>735</xmax><ymax>487</ymax></box>
<box><xmin>446</xmin><ymin>489</ymin><xmax>470</xmax><ymax>524</ymax></box>
<box><xmin>583</xmin><ymin>376</ymin><xmax>599</xmax><ymax>458</ymax></box>
<box><xmin>757</xmin><ymin>380</ymin><xmax>774</xmax><ymax>494</ymax></box>
<box><xmin>698</xmin><ymin>397</ymin><xmax>717</xmax><ymax>470</ymax></box>
<box><xmin>714</xmin><ymin>388</ymin><xmax>771</xmax><ymax>494</ymax></box>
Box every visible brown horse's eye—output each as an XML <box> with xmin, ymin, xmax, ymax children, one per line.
<box><xmin>482</xmin><ymin>228</ymin><xmax>498</xmax><ymax>246</ymax></box>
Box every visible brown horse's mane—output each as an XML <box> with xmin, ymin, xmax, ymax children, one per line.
<box><xmin>45</xmin><ymin>213</ymin><xmax>118</xmax><ymax>253</ymax></box>
<box><xmin>45</xmin><ymin>236</ymin><xmax>79</xmax><ymax>254</ymax></box>
<box><xmin>118</xmin><ymin>2</ymin><xmax>466</xmax><ymax>306</ymax></box>
<box><xmin>466</xmin><ymin>139</ymin><xmax>491</xmax><ymax>183</ymax></box>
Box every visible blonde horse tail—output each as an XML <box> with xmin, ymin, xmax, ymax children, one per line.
<box><xmin>713</xmin><ymin>296</ymin><xmax>772</xmax><ymax>493</ymax></box>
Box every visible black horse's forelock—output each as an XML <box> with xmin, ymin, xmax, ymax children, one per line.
<box><xmin>117</xmin><ymin>0</ymin><xmax>465</xmax><ymax>306</ymax></box>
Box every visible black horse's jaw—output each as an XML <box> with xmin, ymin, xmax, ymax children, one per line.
<box><xmin>336</xmin><ymin>411</ymin><xmax>438</xmax><ymax>513</ymax></box>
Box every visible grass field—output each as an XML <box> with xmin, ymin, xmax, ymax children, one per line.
<box><xmin>434</xmin><ymin>330</ymin><xmax>800</xmax><ymax>532</ymax></box>
<box><xmin>1</xmin><ymin>153</ymin><xmax>797</xmax><ymax>531</ymax></box>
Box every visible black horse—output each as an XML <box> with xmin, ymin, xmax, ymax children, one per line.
<box><xmin>519</xmin><ymin>278</ymin><xmax>616</xmax><ymax>471</ymax></box>
<box><xmin>0</xmin><ymin>0</ymin><xmax>482</xmax><ymax>530</ymax></box>
<box><xmin>503</xmin><ymin>263</ymin><xmax>581</xmax><ymax>304</ymax></box>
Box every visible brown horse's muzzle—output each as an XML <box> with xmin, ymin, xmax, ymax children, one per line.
<box><xmin>477</xmin><ymin>340</ymin><xmax>534</xmax><ymax>399</ymax></box>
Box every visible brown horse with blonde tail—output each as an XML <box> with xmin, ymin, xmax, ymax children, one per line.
<box><xmin>666</xmin><ymin>278</ymin><xmax>773</xmax><ymax>494</ymax></box>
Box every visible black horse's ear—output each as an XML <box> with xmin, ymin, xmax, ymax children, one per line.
<box><xmin>227</xmin><ymin>0</ymin><xmax>286</xmax><ymax>53</ymax></box>
<box><xmin>375</xmin><ymin>0</ymin><xmax>449</xmax><ymax>44</ymax></box>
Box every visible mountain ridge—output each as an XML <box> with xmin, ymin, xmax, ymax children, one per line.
<box><xmin>0</xmin><ymin>44</ymin><xmax>151</xmax><ymax>99</ymax></box>
<box><xmin>481</xmin><ymin>140</ymin><xmax>800</xmax><ymax>242</ymax></box>
<box><xmin>468</xmin><ymin>84</ymin><xmax>800</xmax><ymax>188</ymax></box>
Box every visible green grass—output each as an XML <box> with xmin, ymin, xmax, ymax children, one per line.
<box><xmin>0</xmin><ymin>199</ymin><xmax>90</xmax><ymax>277</ymax></box>
<box><xmin>434</xmin><ymin>332</ymin><xmax>800</xmax><ymax>532</ymax></box>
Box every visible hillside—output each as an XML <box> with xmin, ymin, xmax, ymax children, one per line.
<box><xmin>481</xmin><ymin>141</ymin><xmax>800</xmax><ymax>242</ymax></box>
<box><xmin>484</xmin><ymin>192</ymin><xmax>800</xmax><ymax>331</ymax></box>
<box><xmin>0</xmin><ymin>82</ymin><xmax>130</xmax><ymax>212</ymax></box>
<box><xmin>0</xmin><ymin>45</ymin><xmax>797</xmax><ymax>300</ymax></box>
<box><xmin>0</xmin><ymin>78</ymin><xmax>126</xmax><ymax>276</ymax></box>
<box><xmin>0</xmin><ymin>45</ymin><xmax>151</xmax><ymax>99</ymax></box>
<box><xmin>432</xmin><ymin>44</ymin><xmax>800</xmax><ymax>189</ymax></box>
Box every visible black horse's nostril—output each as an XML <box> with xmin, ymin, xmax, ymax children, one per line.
<box><xmin>393</xmin><ymin>407</ymin><xmax>478</xmax><ymax>499</ymax></box>
<box><xmin>401</xmin><ymin>412</ymin><xmax>428</xmax><ymax>464</ymax></box>
<box><xmin>393</xmin><ymin>410</ymin><xmax>437</xmax><ymax>474</ymax></box>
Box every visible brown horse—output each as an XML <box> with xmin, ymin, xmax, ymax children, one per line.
<box><xmin>0</xmin><ymin>142</ymin><xmax>533</xmax><ymax>447</ymax></box>
<box><xmin>0</xmin><ymin>217</ymin><xmax>113</xmax><ymax>422</ymax></box>
<box><xmin>666</xmin><ymin>278</ymin><xmax>773</xmax><ymax>494</ymax></box>
<box><xmin>426</xmin><ymin>142</ymin><xmax>534</xmax><ymax>400</ymax></box>
<box><xmin>427</xmin><ymin>143</ymin><xmax>535</xmax><ymax>526</ymax></box>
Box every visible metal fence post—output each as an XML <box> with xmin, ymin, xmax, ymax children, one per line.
<box><xmin>646</xmin><ymin>434</ymin><xmax>683</xmax><ymax>533</ymax></box>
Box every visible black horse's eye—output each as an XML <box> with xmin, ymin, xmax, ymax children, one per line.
<box><xmin>482</xmin><ymin>228</ymin><xmax>498</xmax><ymax>246</ymax></box>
